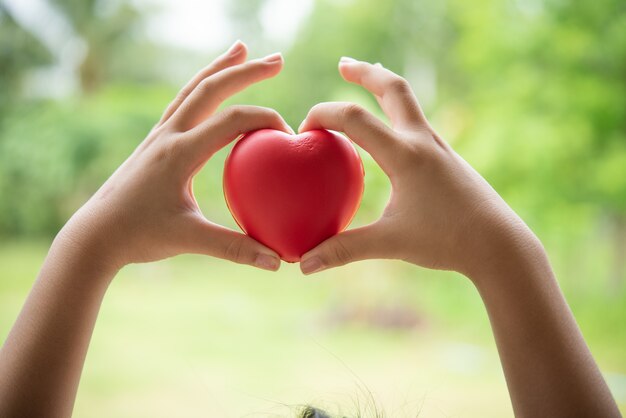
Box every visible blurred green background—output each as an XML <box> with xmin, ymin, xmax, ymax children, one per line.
<box><xmin>1</xmin><ymin>0</ymin><xmax>625</xmax><ymax>416</ymax></box>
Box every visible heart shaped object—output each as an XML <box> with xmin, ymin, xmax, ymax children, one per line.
<box><xmin>223</xmin><ymin>129</ymin><xmax>364</xmax><ymax>262</ymax></box>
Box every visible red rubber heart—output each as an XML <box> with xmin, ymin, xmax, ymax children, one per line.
<box><xmin>223</xmin><ymin>128</ymin><xmax>364</xmax><ymax>263</ymax></box>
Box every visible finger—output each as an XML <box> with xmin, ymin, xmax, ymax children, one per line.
<box><xmin>299</xmin><ymin>102</ymin><xmax>397</xmax><ymax>174</ymax></box>
<box><xmin>299</xmin><ymin>223</ymin><xmax>387</xmax><ymax>275</ymax></box>
<box><xmin>338</xmin><ymin>57</ymin><xmax>427</xmax><ymax>130</ymax></box>
<box><xmin>158</xmin><ymin>40</ymin><xmax>247</xmax><ymax>127</ymax></box>
<box><xmin>169</xmin><ymin>52</ymin><xmax>284</xmax><ymax>132</ymax></box>
<box><xmin>181</xmin><ymin>105</ymin><xmax>292</xmax><ymax>165</ymax></box>
<box><xmin>189</xmin><ymin>220</ymin><xmax>281</xmax><ymax>271</ymax></box>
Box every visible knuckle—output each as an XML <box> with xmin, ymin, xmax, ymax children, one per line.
<box><xmin>387</xmin><ymin>75</ymin><xmax>411</xmax><ymax>94</ymax></box>
<box><xmin>197</xmin><ymin>77</ymin><xmax>214</xmax><ymax>94</ymax></box>
<box><xmin>223</xmin><ymin>105</ymin><xmax>246</xmax><ymax>122</ymax></box>
<box><xmin>224</xmin><ymin>235</ymin><xmax>246</xmax><ymax>263</ymax></box>
<box><xmin>330</xmin><ymin>238</ymin><xmax>352</xmax><ymax>266</ymax></box>
<box><xmin>341</xmin><ymin>103</ymin><xmax>367</xmax><ymax>122</ymax></box>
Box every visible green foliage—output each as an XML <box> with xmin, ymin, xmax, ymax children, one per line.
<box><xmin>0</xmin><ymin>85</ymin><xmax>170</xmax><ymax>236</ymax></box>
<box><xmin>428</xmin><ymin>0</ymin><xmax>626</xmax><ymax>214</ymax></box>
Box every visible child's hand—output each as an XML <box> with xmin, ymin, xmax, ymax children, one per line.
<box><xmin>298</xmin><ymin>58</ymin><xmax>621</xmax><ymax>417</ymax></box>
<box><xmin>299</xmin><ymin>57</ymin><xmax>537</xmax><ymax>278</ymax></box>
<box><xmin>59</xmin><ymin>42</ymin><xmax>289</xmax><ymax>273</ymax></box>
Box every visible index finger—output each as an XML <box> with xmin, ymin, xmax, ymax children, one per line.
<box><xmin>181</xmin><ymin>105</ymin><xmax>292</xmax><ymax>169</ymax></box>
<box><xmin>299</xmin><ymin>101</ymin><xmax>398</xmax><ymax>174</ymax></box>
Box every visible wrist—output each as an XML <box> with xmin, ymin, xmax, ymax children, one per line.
<box><xmin>461</xmin><ymin>220</ymin><xmax>550</xmax><ymax>292</ymax></box>
<box><xmin>52</xmin><ymin>215</ymin><xmax>124</xmax><ymax>285</ymax></box>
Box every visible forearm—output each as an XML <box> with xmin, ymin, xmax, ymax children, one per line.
<box><xmin>468</xmin><ymin>233</ymin><xmax>620</xmax><ymax>417</ymax></box>
<box><xmin>0</xmin><ymin>228</ymin><xmax>117</xmax><ymax>418</ymax></box>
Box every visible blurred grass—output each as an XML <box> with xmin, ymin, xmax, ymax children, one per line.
<box><xmin>1</xmin><ymin>240</ymin><xmax>624</xmax><ymax>417</ymax></box>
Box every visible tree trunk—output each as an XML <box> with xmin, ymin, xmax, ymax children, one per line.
<box><xmin>79</xmin><ymin>48</ymin><xmax>103</xmax><ymax>95</ymax></box>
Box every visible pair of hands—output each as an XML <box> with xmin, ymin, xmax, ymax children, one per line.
<box><xmin>62</xmin><ymin>40</ymin><xmax>532</xmax><ymax>281</ymax></box>
<box><xmin>8</xmin><ymin>41</ymin><xmax>620</xmax><ymax>418</ymax></box>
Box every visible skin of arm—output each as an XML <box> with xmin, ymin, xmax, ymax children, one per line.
<box><xmin>299</xmin><ymin>57</ymin><xmax>621</xmax><ymax>417</ymax></box>
<box><xmin>0</xmin><ymin>41</ymin><xmax>291</xmax><ymax>417</ymax></box>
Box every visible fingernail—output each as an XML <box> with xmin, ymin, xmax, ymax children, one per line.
<box><xmin>227</xmin><ymin>40</ymin><xmax>245</xmax><ymax>56</ymax></box>
<box><xmin>301</xmin><ymin>256</ymin><xmax>325</xmax><ymax>275</ymax></box>
<box><xmin>262</xmin><ymin>52</ymin><xmax>283</xmax><ymax>63</ymax></box>
<box><xmin>255</xmin><ymin>253</ymin><xmax>280</xmax><ymax>271</ymax></box>
<box><xmin>285</xmin><ymin>124</ymin><xmax>295</xmax><ymax>135</ymax></box>
<box><xmin>340</xmin><ymin>56</ymin><xmax>357</xmax><ymax>63</ymax></box>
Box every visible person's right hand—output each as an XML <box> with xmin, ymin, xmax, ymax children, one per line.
<box><xmin>57</xmin><ymin>41</ymin><xmax>290</xmax><ymax>276</ymax></box>
<box><xmin>298</xmin><ymin>57</ymin><xmax>539</xmax><ymax>279</ymax></box>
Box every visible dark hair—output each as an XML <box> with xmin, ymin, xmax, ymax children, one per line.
<box><xmin>298</xmin><ymin>406</ymin><xmax>333</xmax><ymax>418</ymax></box>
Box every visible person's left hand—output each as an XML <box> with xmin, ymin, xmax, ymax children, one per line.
<box><xmin>57</xmin><ymin>41</ymin><xmax>291</xmax><ymax>275</ymax></box>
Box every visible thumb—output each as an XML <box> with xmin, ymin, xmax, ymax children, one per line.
<box><xmin>191</xmin><ymin>221</ymin><xmax>282</xmax><ymax>271</ymax></box>
<box><xmin>299</xmin><ymin>224</ymin><xmax>384</xmax><ymax>275</ymax></box>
